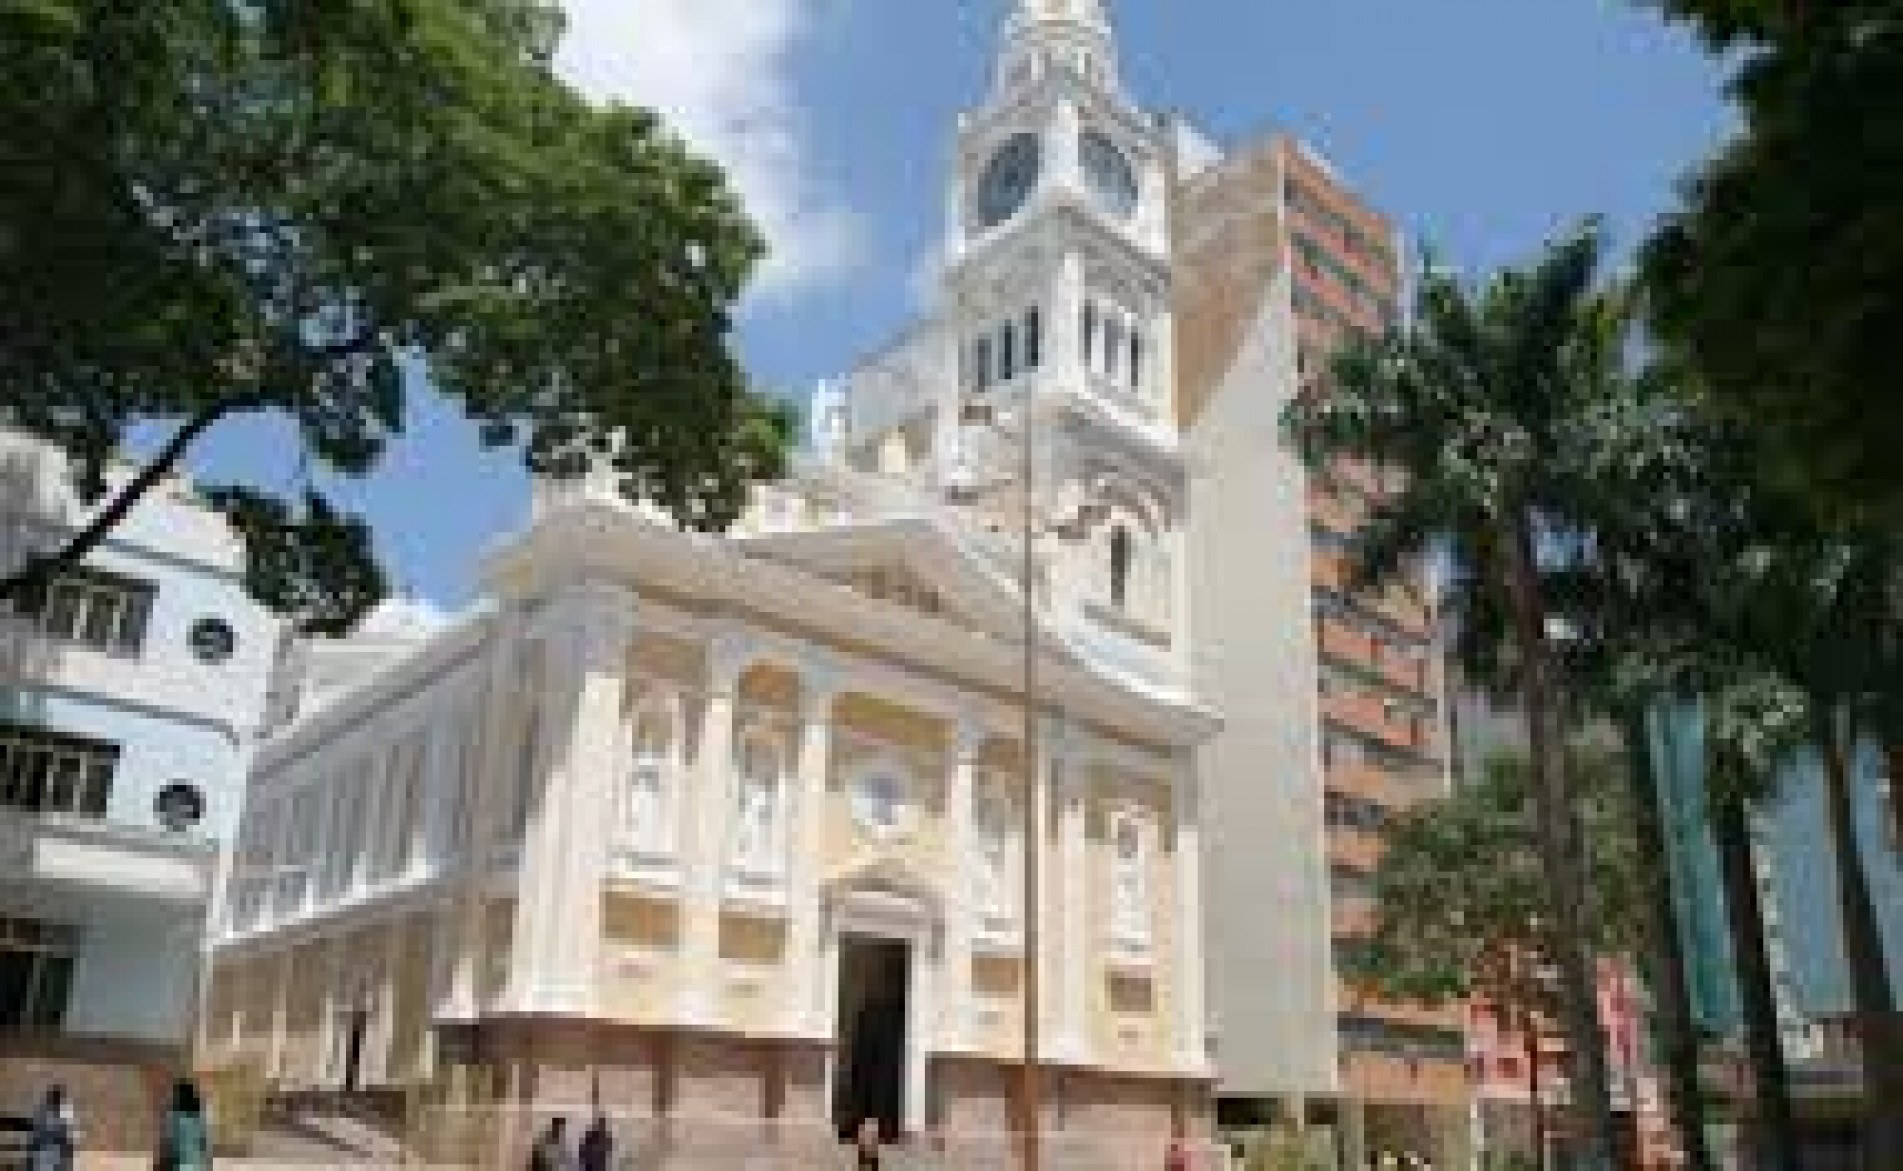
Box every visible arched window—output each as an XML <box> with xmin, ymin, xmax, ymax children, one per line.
<box><xmin>975</xmin><ymin>337</ymin><xmax>993</xmax><ymax>392</ymax></box>
<box><xmin>1000</xmin><ymin>321</ymin><xmax>1018</xmax><ymax>382</ymax></box>
<box><xmin>1024</xmin><ymin>307</ymin><xmax>1043</xmax><ymax>370</ymax></box>
<box><xmin>1082</xmin><ymin>302</ymin><xmax>1099</xmax><ymax>366</ymax></box>
<box><xmin>1104</xmin><ymin>315</ymin><xmax>1125</xmax><ymax>377</ymax></box>
<box><xmin>1110</xmin><ymin>525</ymin><xmax>1134</xmax><ymax>609</ymax></box>
<box><xmin>1129</xmin><ymin>330</ymin><xmax>1144</xmax><ymax>391</ymax></box>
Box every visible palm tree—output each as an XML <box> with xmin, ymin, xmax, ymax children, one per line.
<box><xmin>1284</xmin><ymin>220</ymin><xmax>1626</xmax><ymax>1167</ymax></box>
<box><xmin>1704</xmin><ymin>677</ymin><xmax>1807</xmax><ymax>1171</ymax></box>
<box><xmin>1670</xmin><ymin>472</ymin><xmax>1903</xmax><ymax>1168</ymax></box>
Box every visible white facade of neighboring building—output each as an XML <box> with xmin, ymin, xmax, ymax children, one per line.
<box><xmin>0</xmin><ymin>432</ymin><xmax>278</xmax><ymax>1052</ymax></box>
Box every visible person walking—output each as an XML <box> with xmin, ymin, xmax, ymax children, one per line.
<box><xmin>26</xmin><ymin>1085</ymin><xmax>75</xmax><ymax>1171</ymax></box>
<box><xmin>155</xmin><ymin>1080</ymin><xmax>212</xmax><ymax>1170</ymax></box>
<box><xmin>577</xmin><ymin>1115</ymin><xmax>613</xmax><ymax>1171</ymax></box>
<box><xmin>853</xmin><ymin>1117</ymin><xmax>882</xmax><ymax>1170</ymax></box>
<box><xmin>1164</xmin><ymin>1135</ymin><xmax>1191</xmax><ymax>1171</ymax></box>
<box><xmin>529</xmin><ymin>1116</ymin><xmax>575</xmax><ymax>1171</ymax></box>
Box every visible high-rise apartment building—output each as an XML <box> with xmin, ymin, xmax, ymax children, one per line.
<box><xmin>1174</xmin><ymin>131</ymin><xmax>1465</xmax><ymax>1162</ymax></box>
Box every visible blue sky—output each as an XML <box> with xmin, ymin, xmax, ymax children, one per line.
<box><xmin>183</xmin><ymin>0</ymin><xmax>1734</xmax><ymax>610</ymax></box>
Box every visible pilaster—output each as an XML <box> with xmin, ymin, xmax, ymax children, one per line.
<box><xmin>784</xmin><ymin>665</ymin><xmax>839</xmax><ymax>1036</ymax></box>
<box><xmin>678</xmin><ymin>633</ymin><xmax>752</xmax><ymax>1024</ymax></box>
<box><xmin>1052</xmin><ymin>726</ymin><xmax>1092</xmax><ymax>1063</ymax></box>
<box><xmin>504</xmin><ymin>581</ymin><xmax>637</xmax><ymax>1016</ymax></box>
<box><xmin>443</xmin><ymin>622</ymin><xmax>520</xmax><ymax>1022</ymax></box>
<box><xmin>1172</xmin><ymin>751</ymin><xmax>1210</xmax><ymax>1072</ymax></box>
<box><xmin>941</xmin><ymin>717</ymin><xmax>987</xmax><ymax>1050</ymax></box>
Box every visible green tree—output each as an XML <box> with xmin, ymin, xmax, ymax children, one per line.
<box><xmin>1345</xmin><ymin>750</ymin><xmax>1642</xmax><ymax>1169</ymax></box>
<box><xmin>0</xmin><ymin>0</ymin><xmax>789</xmax><ymax>633</ymax></box>
<box><xmin>1641</xmin><ymin>2</ymin><xmax>1903</xmax><ymax>523</ymax></box>
<box><xmin>1285</xmin><ymin>220</ymin><xmax>1628</xmax><ymax>1167</ymax></box>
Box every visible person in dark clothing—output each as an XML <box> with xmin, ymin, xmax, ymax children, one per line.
<box><xmin>529</xmin><ymin>1116</ymin><xmax>573</xmax><ymax>1171</ymax></box>
<box><xmin>156</xmin><ymin>1080</ymin><xmax>211</xmax><ymax>1170</ymax></box>
<box><xmin>577</xmin><ymin>1115</ymin><xmax>613</xmax><ymax>1171</ymax></box>
<box><xmin>27</xmin><ymin>1085</ymin><xmax>75</xmax><ymax>1171</ymax></box>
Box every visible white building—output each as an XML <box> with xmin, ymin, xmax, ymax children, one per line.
<box><xmin>203</xmin><ymin>3</ymin><xmax>1224</xmax><ymax>1167</ymax></box>
<box><xmin>0</xmin><ymin>432</ymin><xmax>278</xmax><ymax>1148</ymax></box>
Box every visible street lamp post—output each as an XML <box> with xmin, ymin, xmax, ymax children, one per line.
<box><xmin>955</xmin><ymin>386</ymin><xmax>1101</xmax><ymax>1171</ymax></box>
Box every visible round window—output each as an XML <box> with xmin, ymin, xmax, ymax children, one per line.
<box><xmin>851</xmin><ymin>767</ymin><xmax>911</xmax><ymax>839</ymax></box>
<box><xmin>155</xmin><ymin>782</ymin><xmax>206</xmax><ymax>833</ymax></box>
<box><xmin>188</xmin><ymin>617</ymin><xmax>236</xmax><ymax>664</ymax></box>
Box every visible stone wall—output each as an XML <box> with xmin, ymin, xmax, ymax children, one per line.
<box><xmin>0</xmin><ymin>1035</ymin><xmax>180</xmax><ymax>1154</ymax></box>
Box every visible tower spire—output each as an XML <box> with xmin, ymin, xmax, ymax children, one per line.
<box><xmin>997</xmin><ymin>0</ymin><xmax>1120</xmax><ymax>95</ymax></box>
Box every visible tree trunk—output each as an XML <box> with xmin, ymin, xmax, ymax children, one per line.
<box><xmin>1619</xmin><ymin>705</ymin><xmax>1716</xmax><ymax>1171</ymax></box>
<box><xmin>0</xmin><ymin>405</ymin><xmax>227</xmax><ymax>607</ymax></box>
<box><xmin>1502</xmin><ymin>524</ymin><xmax>1619</xmax><ymax>1170</ymax></box>
<box><xmin>1814</xmin><ymin>706</ymin><xmax>1903</xmax><ymax>1171</ymax></box>
<box><xmin>1526</xmin><ymin>1009</ymin><xmax>1547</xmax><ymax>1171</ymax></box>
<box><xmin>1708</xmin><ymin>789</ymin><xmax>1800</xmax><ymax>1171</ymax></box>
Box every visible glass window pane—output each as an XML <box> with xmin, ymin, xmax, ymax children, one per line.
<box><xmin>0</xmin><ymin>951</ymin><xmax>32</xmax><ymax>1029</ymax></box>
<box><xmin>42</xmin><ymin>585</ymin><xmax>81</xmax><ymax>641</ymax></box>
<box><xmin>26</xmin><ymin>954</ymin><xmax>73</xmax><ymax>1030</ymax></box>
<box><xmin>117</xmin><ymin>588</ymin><xmax>153</xmax><ymax>653</ymax></box>
<box><xmin>81</xmin><ymin>588</ymin><xmax>120</xmax><ymax>648</ymax></box>
<box><xmin>45</xmin><ymin>753</ymin><xmax>82</xmax><ymax>815</ymax></box>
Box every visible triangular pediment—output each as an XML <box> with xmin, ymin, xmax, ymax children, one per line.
<box><xmin>739</xmin><ymin>517</ymin><xmax>1034</xmax><ymax>644</ymax></box>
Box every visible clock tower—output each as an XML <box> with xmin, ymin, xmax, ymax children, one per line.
<box><xmin>934</xmin><ymin>0</ymin><xmax>1188</xmax><ymax>688</ymax></box>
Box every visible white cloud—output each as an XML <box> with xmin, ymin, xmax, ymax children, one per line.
<box><xmin>556</xmin><ymin>0</ymin><xmax>866</xmax><ymax>301</ymax></box>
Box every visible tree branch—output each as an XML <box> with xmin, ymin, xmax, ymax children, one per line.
<box><xmin>1</xmin><ymin>402</ymin><xmax>235</xmax><ymax>607</ymax></box>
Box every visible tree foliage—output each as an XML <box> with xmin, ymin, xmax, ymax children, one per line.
<box><xmin>0</xmin><ymin>0</ymin><xmax>790</xmax><ymax>631</ymax></box>
<box><xmin>1345</xmin><ymin>749</ymin><xmax>1643</xmax><ymax>1022</ymax></box>
<box><xmin>1642</xmin><ymin>1</ymin><xmax>1903</xmax><ymax>522</ymax></box>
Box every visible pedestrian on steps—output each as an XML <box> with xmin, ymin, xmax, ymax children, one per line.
<box><xmin>578</xmin><ymin>1115</ymin><xmax>613</xmax><ymax>1171</ymax></box>
<box><xmin>854</xmin><ymin>1117</ymin><xmax>882</xmax><ymax>1170</ymax></box>
<box><xmin>1165</xmin><ymin>1135</ymin><xmax>1191</xmax><ymax>1171</ymax></box>
<box><xmin>155</xmin><ymin>1079</ymin><xmax>212</xmax><ymax>1170</ymax></box>
<box><xmin>27</xmin><ymin>1085</ymin><xmax>75</xmax><ymax>1171</ymax></box>
<box><xmin>529</xmin><ymin>1115</ymin><xmax>575</xmax><ymax>1171</ymax></box>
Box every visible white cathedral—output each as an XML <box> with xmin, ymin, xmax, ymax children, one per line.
<box><xmin>205</xmin><ymin>2</ymin><xmax>1241</xmax><ymax>1167</ymax></box>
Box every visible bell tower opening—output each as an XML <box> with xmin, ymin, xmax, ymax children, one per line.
<box><xmin>832</xmin><ymin>935</ymin><xmax>912</xmax><ymax>1144</ymax></box>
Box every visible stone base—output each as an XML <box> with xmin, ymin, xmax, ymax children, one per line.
<box><xmin>0</xmin><ymin>1034</ymin><xmax>180</xmax><ymax>1154</ymax></box>
<box><xmin>399</xmin><ymin>1017</ymin><xmax>1216</xmax><ymax>1169</ymax></box>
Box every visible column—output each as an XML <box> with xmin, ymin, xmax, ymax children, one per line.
<box><xmin>941</xmin><ymin>718</ymin><xmax>985</xmax><ymax>1050</ymax></box>
<box><xmin>1172</xmin><ymin>751</ymin><xmax>1209</xmax><ymax>1071</ymax></box>
<box><xmin>1053</xmin><ymin>735</ymin><xmax>1090</xmax><ymax>1061</ymax></box>
<box><xmin>784</xmin><ymin>668</ymin><xmax>837</xmax><ymax>1035</ymax></box>
<box><xmin>678</xmin><ymin>634</ymin><xmax>749</xmax><ymax>1024</ymax></box>
<box><xmin>505</xmin><ymin>581</ymin><xmax>636</xmax><ymax>1014</ymax></box>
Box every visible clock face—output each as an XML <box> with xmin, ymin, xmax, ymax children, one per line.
<box><xmin>1080</xmin><ymin>131</ymin><xmax>1139</xmax><ymax>219</ymax></box>
<box><xmin>976</xmin><ymin>133</ymin><xmax>1043</xmax><ymax>228</ymax></box>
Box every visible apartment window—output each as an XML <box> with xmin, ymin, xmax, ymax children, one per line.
<box><xmin>0</xmin><ymin>725</ymin><xmax>118</xmax><ymax>818</ymax></box>
<box><xmin>1337</xmin><ymin>1014</ymin><xmax>1465</xmax><ymax>1062</ymax></box>
<box><xmin>1024</xmin><ymin>307</ymin><xmax>1043</xmax><ymax>370</ymax></box>
<box><xmin>0</xmin><ymin>917</ymin><xmax>78</xmax><ymax>1032</ymax></box>
<box><xmin>32</xmin><ymin>569</ymin><xmax>155</xmax><ymax>655</ymax></box>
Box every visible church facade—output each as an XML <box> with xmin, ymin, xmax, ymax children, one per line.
<box><xmin>201</xmin><ymin>3</ymin><xmax>1227</xmax><ymax>1166</ymax></box>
